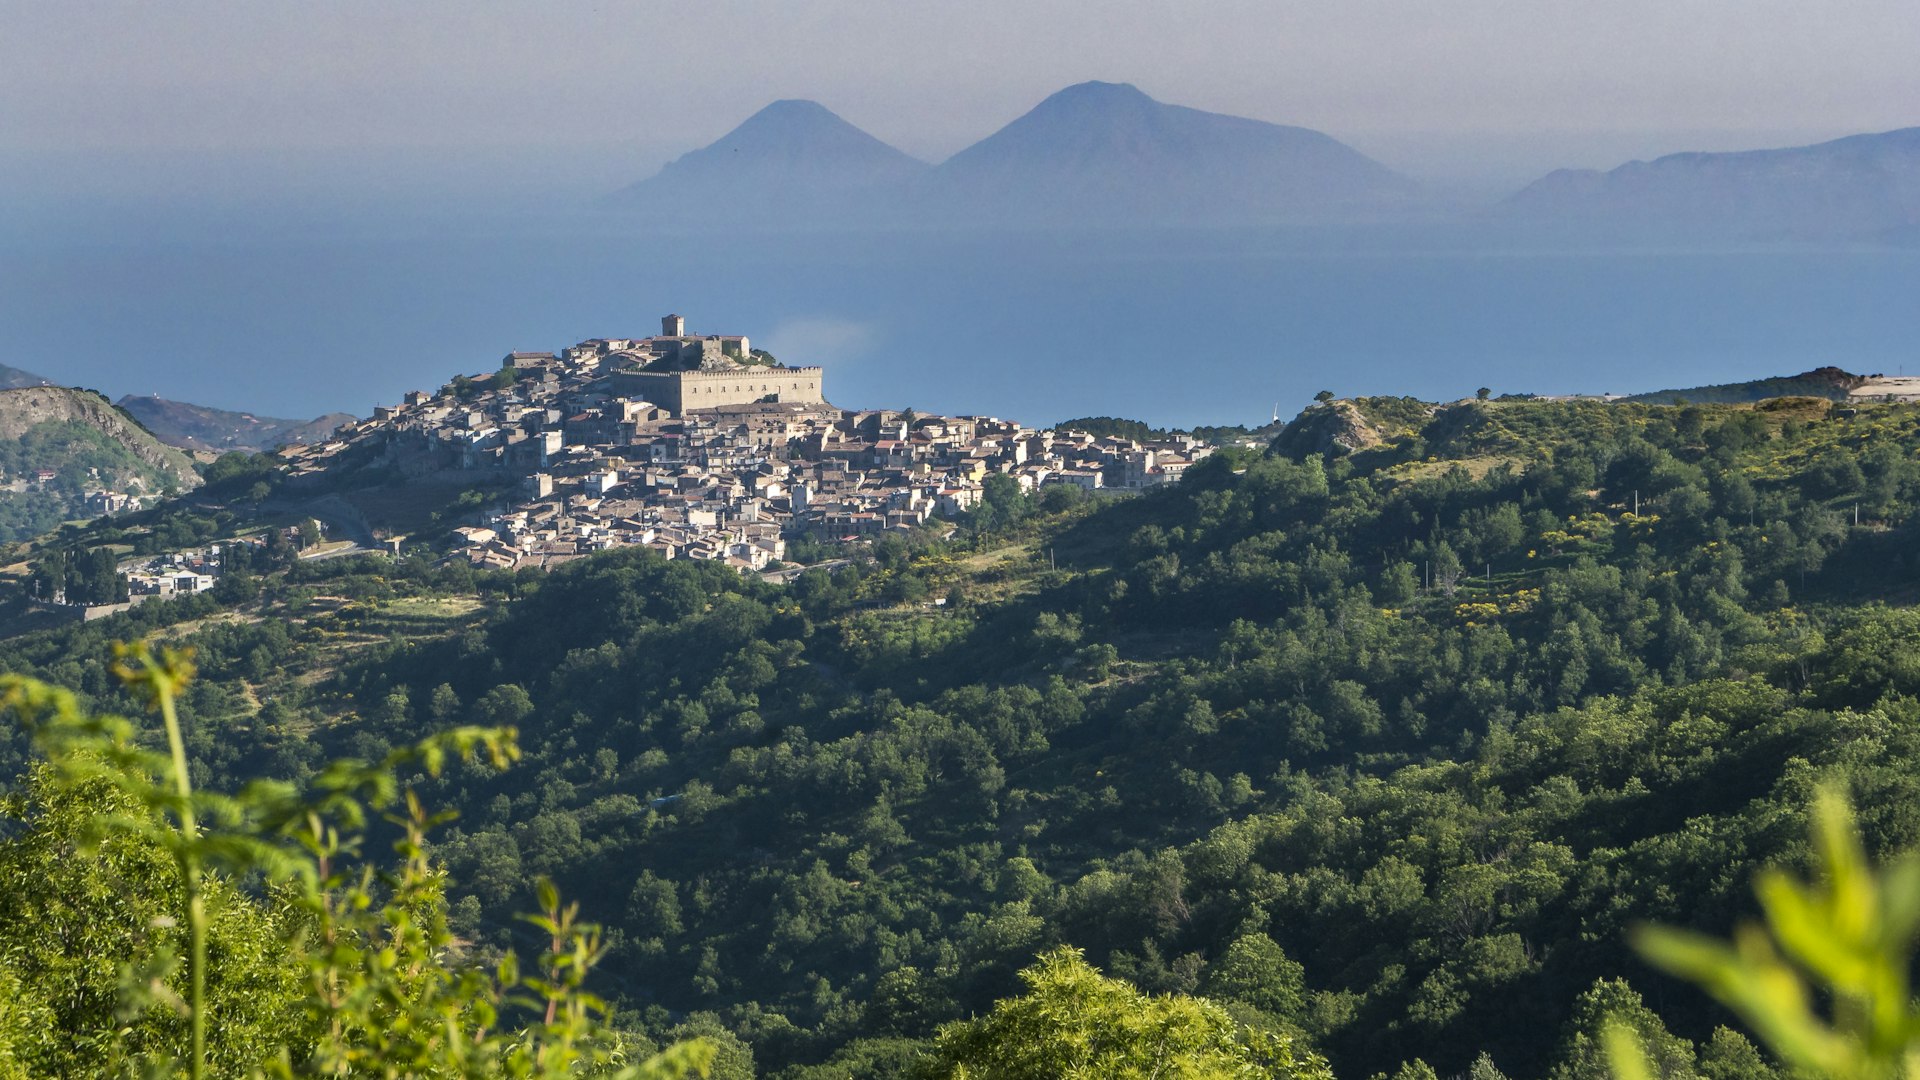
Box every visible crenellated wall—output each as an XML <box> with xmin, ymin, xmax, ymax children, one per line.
<box><xmin>604</xmin><ymin>366</ymin><xmax>825</xmax><ymax>416</ymax></box>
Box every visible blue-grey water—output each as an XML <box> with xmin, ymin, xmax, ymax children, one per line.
<box><xmin>4</xmin><ymin>207</ymin><xmax>1917</xmax><ymax>429</ymax></box>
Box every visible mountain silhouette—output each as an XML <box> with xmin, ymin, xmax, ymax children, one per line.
<box><xmin>608</xmin><ymin>83</ymin><xmax>1420</xmax><ymax>227</ymax></box>
<box><xmin>0</xmin><ymin>362</ymin><xmax>53</xmax><ymax>390</ymax></box>
<box><xmin>609</xmin><ymin>99</ymin><xmax>927</xmax><ymax>222</ymax></box>
<box><xmin>1506</xmin><ymin>127</ymin><xmax>1920</xmax><ymax>239</ymax></box>
<box><xmin>916</xmin><ymin>81</ymin><xmax>1422</xmax><ymax>224</ymax></box>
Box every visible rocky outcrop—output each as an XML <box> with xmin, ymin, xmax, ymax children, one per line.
<box><xmin>0</xmin><ymin>387</ymin><xmax>201</xmax><ymax>489</ymax></box>
<box><xmin>1271</xmin><ymin>400</ymin><xmax>1387</xmax><ymax>458</ymax></box>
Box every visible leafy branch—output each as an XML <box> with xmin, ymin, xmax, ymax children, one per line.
<box><xmin>1608</xmin><ymin>785</ymin><xmax>1920</xmax><ymax>1080</ymax></box>
<box><xmin>0</xmin><ymin>641</ymin><xmax>711</xmax><ymax>1078</ymax></box>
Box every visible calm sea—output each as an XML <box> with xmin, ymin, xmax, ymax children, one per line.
<box><xmin>4</xmin><ymin>208</ymin><xmax>1917</xmax><ymax>428</ymax></box>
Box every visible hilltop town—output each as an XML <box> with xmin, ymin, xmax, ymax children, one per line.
<box><xmin>278</xmin><ymin>316</ymin><xmax>1216</xmax><ymax>572</ymax></box>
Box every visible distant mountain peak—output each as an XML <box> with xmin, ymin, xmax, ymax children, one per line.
<box><xmin>1007</xmin><ymin>80</ymin><xmax>1169</xmax><ymax>135</ymax></box>
<box><xmin>608</xmin><ymin>98</ymin><xmax>927</xmax><ymax>216</ymax></box>
<box><xmin>661</xmin><ymin>97</ymin><xmax>924</xmax><ymax>168</ymax></box>
<box><xmin>711</xmin><ymin>98</ymin><xmax>908</xmax><ymax>151</ymax></box>
<box><xmin>760</xmin><ymin>97</ymin><xmax>836</xmax><ymax>114</ymax></box>
<box><xmin>1039</xmin><ymin>80</ymin><xmax>1154</xmax><ymax>104</ymax></box>
<box><xmin>748</xmin><ymin>98</ymin><xmax>845</xmax><ymax>122</ymax></box>
<box><xmin>925</xmin><ymin>81</ymin><xmax>1420</xmax><ymax>224</ymax></box>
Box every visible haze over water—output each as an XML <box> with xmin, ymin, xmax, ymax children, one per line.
<box><xmin>6</xmin><ymin>2</ymin><xmax>1917</xmax><ymax>428</ymax></box>
<box><xmin>4</xmin><ymin>204</ymin><xmax>1918</xmax><ymax>429</ymax></box>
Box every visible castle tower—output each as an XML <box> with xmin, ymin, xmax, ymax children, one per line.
<box><xmin>662</xmin><ymin>313</ymin><xmax>686</xmax><ymax>337</ymax></box>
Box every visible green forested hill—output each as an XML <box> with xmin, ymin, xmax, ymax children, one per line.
<box><xmin>1619</xmin><ymin>366</ymin><xmax>1866</xmax><ymax>404</ymax></box>
<box><xmin>3</xmin><ymin>393</ymin><xmax>1919</xmax><ymax>1077</ymax></box>
<box><xmin>0</xmin><ymin>387</ymin><xmax>202</xmax><ymax>543</ymax></box>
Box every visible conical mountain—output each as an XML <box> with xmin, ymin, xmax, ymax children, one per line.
<box><xmin>1505</xmin><ymin>127</ymin><xmax>1920</xmax><ymax>240</ymax></box>
<box><xmin>609</xmin><ymin>99</ymin><xmax>928</xmax><ymax>221</ymax></box>
<box><xmin>920</xmin><ymin>81</ymin><xmax>1421</xmax><ymax>224</ymax></box>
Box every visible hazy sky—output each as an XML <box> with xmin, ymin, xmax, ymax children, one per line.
<box><xmin>4</xmin><ymin>0</ymin><xmax>1918</xmax><ymax>198</ymax></box>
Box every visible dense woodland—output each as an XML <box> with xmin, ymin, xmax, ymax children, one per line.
<box><xmin>4</xmin><ymin>393</ymin><xmax>1920</xmax><ymax>1077</ymax></box>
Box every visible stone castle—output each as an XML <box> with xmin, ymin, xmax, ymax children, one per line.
<box><xmin>588</xmin><ymin>315</ymin><xmax>825</xmax><ymax>417</ymax></box>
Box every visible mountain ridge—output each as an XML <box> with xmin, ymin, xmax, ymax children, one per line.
<box><xmin>115</xmin><ymin>394</ymin><xmax>353</xmax><ymax>454</ymax></box>
<box><xmin>605</xmin><ymin>90</ymin><xmax>1919</xmax><ymax>237</ymax></box>
<box><xmin>1506</xmin><ymin>126</ymin><xmax>1920</xmax><ymax>238</ymax></box>
<box><xmin>1619</xmin><ymin>367</ymin><xmax>1871</xmax><ymax>405</ymax></box>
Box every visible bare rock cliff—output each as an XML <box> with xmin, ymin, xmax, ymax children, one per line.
<box><xmin>1270</xmin><ymin>400</ymin><xmax>1388</xmax><ymax>458</ymax></box>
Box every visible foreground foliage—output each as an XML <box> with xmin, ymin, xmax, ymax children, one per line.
<box><xmin>1612</xmin><ymin>788</ymin><xmax>1920</xmax><ymax>1080</ymax></box>
<box><xmin>0</xmin><ymin>646</ymin><xmax>712</xmax><ymax>1078</ymax></box>
<box><xmin>922</xmin><ymin>946</ymin><xmax>1333</xmax><ymax>1079</ymax></box>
